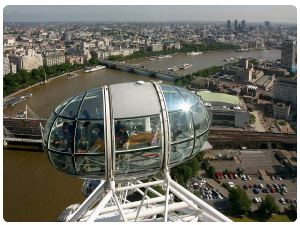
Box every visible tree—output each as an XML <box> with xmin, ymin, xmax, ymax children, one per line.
<box><xmin>208</xmin><ymin>166</ymin><xmax>216</xmax><ymax>178</ymax></box>
<box><xmin>249</xmin><ymin>114</ymin><xmax>256</xmax><ymax>124</ymax></box>
<box><xmin>228</xmin><ymin>186</ymin><xmax>252</xmax><ymax>215</ymax></box>
<box><xmin>201</xmin><ymin>159</ymin><xmax>210</xmax><ymax>171</ymax></box>
<box><xmin>258</xmin><ymin>195</ymin><xmax>279</xmax><ymax>218</ymax></box>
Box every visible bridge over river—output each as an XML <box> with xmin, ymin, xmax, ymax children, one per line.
<box><xmin>100</xmin><ymin>59</ymin><xmax>182</xmax><ymax>81</ymax></box>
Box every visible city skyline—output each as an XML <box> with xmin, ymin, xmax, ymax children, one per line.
<box><xmin>3</xmin><ymin>5</ymin><xmax>297</xmax><ymax>23</ymax></box>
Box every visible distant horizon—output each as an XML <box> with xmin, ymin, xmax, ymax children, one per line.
<box><xmin>3</xmin><ymin>20</ymin><xmax>297</xmax><ymax>25</ymax></box>
<box><xmin>3</xmin><ymin>5</ymin><xmax>297</xmax><ymax>24</ymax></box>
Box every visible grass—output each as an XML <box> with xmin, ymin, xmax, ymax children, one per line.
<box><xmin>230</xmin><ymin>215</ymin><xmax>293</xmax><ymax>222</ymax></box>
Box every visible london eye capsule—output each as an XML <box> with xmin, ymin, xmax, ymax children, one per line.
<box><xmin>42</xmin><ymin>81</ymin><xmax>210</xmax><ymax>180</ymax></box>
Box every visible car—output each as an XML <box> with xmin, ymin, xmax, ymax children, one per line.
<box><xmin>253</xmin><ymin>184</ymin><xmax>258</xmax><ymax>188</ymax></box>
<box><xmin>224</xmin><ymin>175</ymin><xmax>228</xmax><ymax>179</ymax></box>
<box><xmin>234</xmin><ymin>174</ymin><xmax>238</xmax><ymax>179</ymax></box>
<box><xmin>271</xmin><ymin>176</ymin><xmax>275</xmax><ymax>180</ymax></box>
<box><xmin>266</xmin><ymin>184</ymin><xmax>271</xmax><ymax>188</ymax></box>
<box><xmin>259</xmin><ymin>184</ymin><xmax>264</xmax><ymax>189</ymax></box>
<box><xmin>229</xmin><ymin>173</ymin><xmax>233</xmax><ymax>179</ymax></box>
<box><xmin>248</xmin><ymin>185</ymin><xmax>252</xmax><ymax>189</ymax></box>
<box><xmin>286</xmin><ymin>199</ymin><xmax>292</xmax><ymax>203</ymax></box>
<box><xmin>280</xmin><ymin>198</ymin><xmax>286</xmax><ymax>204</ymax></box>
<box><xmin>253</xmin><ymin>188</ymin><xmax>260</xmax><ymax>194</ymax></box>
<box><xmin>253</xmin><ymin>198</ymin><xmax>259</xmax><ymax>203</ymax></box>
<box><xmin>243</xmin><ymin>184</ymin><xmax>248</xmax><ymax>190</ymax></box>
<box><xmin>270</xmin><ymin>188</ymin><xmax>275</xmax><ymax>193</ymax></box>
<box><xmin>257</xmin><ymin>197</ymin><xmax>262</xmax><ymax>203</ymax></box>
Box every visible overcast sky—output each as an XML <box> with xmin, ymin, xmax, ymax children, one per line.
<box><xmin>3</xmin><ymin>5</ymin><xmax>297</xmax><ymax>23</ymax></box>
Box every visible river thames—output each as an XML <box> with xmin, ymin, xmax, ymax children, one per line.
<box><xmin>3</xmin><ymin>49</ymin><xmax>280</xmax><ymax>221</ymax></box>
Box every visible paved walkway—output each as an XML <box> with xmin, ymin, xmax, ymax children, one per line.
<box><xmin>250</xmin><ymin>111</ymin><xmax>266</xmax><ymax>132</ymax></box>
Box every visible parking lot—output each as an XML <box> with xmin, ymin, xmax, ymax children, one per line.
<box><xmin>214</xmin><ymin>174</ymin><xmax>297</xmax><ymax>212</ymax></box>
<box><xmin>209</xmin><ymin>150</ymin><xmax>285</xmax><ymax>175</ymax></box>
<box><xmin>201</xmin><ymin>149</ymin><xmax>296</xmax><ymax>212</ymax></box>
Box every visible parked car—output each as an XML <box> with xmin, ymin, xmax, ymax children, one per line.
<box><xmin>259</xmin><ymin>184</ymin><xmax>264</xmax><ymax>189</ymax></box>
<box><xmin>253</xmin><ymin>188</ymin><xmax>260</xmax><ymax>194</ymax></box>
<box><xmin>243</xmin><ymin>184</ymin><xmax>248</xmax><ymax>190</ymax></box>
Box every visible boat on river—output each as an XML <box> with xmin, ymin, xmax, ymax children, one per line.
<box><xmin>85</xmin><ymin>65</ymin><xmax>106</xmax><ymax>73</ymax></box>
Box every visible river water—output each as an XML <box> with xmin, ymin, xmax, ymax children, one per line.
<box><xmin>3</xmin><ymin>49</ymin><xmax>280</xmax><ymax>221</ymax></box>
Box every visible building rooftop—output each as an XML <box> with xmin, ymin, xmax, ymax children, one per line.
<box><xmin>196</xmin><ymin>91</ymin><xmax>240</xmax><ymax>106</ymax></box>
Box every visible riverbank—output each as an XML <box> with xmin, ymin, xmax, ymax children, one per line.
<box><xmin>4</xmin><ymin>69</ymin><xmax>83</xmax><ymax>101</ymax></box>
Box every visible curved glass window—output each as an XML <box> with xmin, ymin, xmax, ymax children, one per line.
<box><xmin>161</xmin><ymin>85</ymin><xmax>186</xmax><ymax>112</ymax></box>
<box><xmin>59</xmin><ymin>93</ymin><xmax>85</xmax><ymax>119</ymax></box>
<box><xmin>191</xmin><ymin>101</ymin><xmax>209</xmax><ymax>135</ymax></box>
<box><xmin>114</xmin><ymin>115</ymin><xmax>161</xmax><ymax>151</ymax></box>
<box><xmin>169</xmin><ymin>139</ymin><xmax>194</xmax><ymax>166</ymax></box>
<box><xmin>115</xmin><ymin>115</ymin><xmax>162</xmax><ymax>175</ymax></box>
<box><xmin>193</xmin><ymin>132</ymin><xmax>209</xmax><ymax>155</ymax></box>
<box><xmin>54</xmin><ymin>97</ymin><xmax>73</xmax><ymax>114</ymax></box>
<box><xmin>48</xmin><ymin>151</ymin><xmax>75</xmax><ymax>175</ymax></box>
<box><xmin>115</xmin><ymin>148</ymin><xmax>161</xmax><ymax>175</ymax></box>
<box><xmin>78</xmin><ymin>89</ymin><xmax>103</xmax><ymax>119</ymax></box>
<box><xmin>43</xmin><ymin>112</ymin><xmax>56</xmax><ymax>146</ymax></box>
<box><xmin>75</xmin><ymin>155</ymin><xmax>105</xmax><ymax>175</ymax></box>
<box><xmin>75</xmin><ymin>120</ymin><xmax>105</xmax><ymax>154</ymax></box>
<box><xmin>48</xmin><ymin>117</ymin><xmax>75</xmax><ymax>152</ymax></box>
<box><xmin>169</xmin><ymin>111</ymin><xmax>194</xmax><ymax>143</ymax></box>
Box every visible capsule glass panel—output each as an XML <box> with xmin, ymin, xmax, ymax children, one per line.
<box><xmin>59</xmin><ymin>93</ymin><xmax>85</xmax><ymax>119</ymax></box>
<box><xmin>48</xmin><ymin>117</ymin><xmax>75</xmax><ymax>153</ymax></box>
<box><xmin>75</xmin><ymin>155</ymin><xmax>105</xmax><ymax>176</ymax></box>
<box><xmin>169</xmin><ymin>111</ymin><xmax>194</xmax><ymax>143</ymax></box>
<box><xmin>78</xmin><ymin>89</ymin><xmax>103</xmax><ymax>119</ymax></box>
<box><xmin>115</xmin><ymin>148</ymin><xmax>161</xmax><ymax>175</ymax></box>
<box><xmin>54</xmin><ymin>97</ymin><xmax>73</xmax><ymax>114</ymax></box>
<box><xmin>48</xmin><ymin>151</ymin><xmax>75</xmax><ymax>175</ymax></box>
<box><xmin>115</xmin><ymin>115</ymin><xmax>162</xmax><ymax>175</ymax></box>
<box><xmin>169</xmin><ymin>139</ymin><xmax>194</xmax><ymax>166</ymax></box>
<box><xmin>43</xmin><ymin>112</ymin><xmax>56</xmax><ymax>146</ymax></box>
<box><xmin>193</xmin><ymin>132</ymin><xmax>209</xmax><ymax>155</ymax></box>
<box><xmin>75</xmin><ymin>120</ymin><xmax>105</xmax><ymax>154</ymax></box>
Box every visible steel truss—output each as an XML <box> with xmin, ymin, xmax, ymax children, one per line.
<box><xmin>62</xmin><ymin>171</ymin><xmax>232</xmax><ymax>222</ymax></box>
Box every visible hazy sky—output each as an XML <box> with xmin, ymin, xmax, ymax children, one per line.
<box><xmin>3</xmin><ymin>5</ymin><xmax>297</xmax><ymax>23</ymax></box>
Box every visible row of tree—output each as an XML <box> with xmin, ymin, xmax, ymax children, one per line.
<box><xmin>108</xmin><ymin>42</ymin><xmax>240</xmax><ymax>62</ymax></box>
<box><xmin>171</xmin><ymin>152</ymin><xmax>205</xmax><ymax>186</ymax></box>
<box><xmin>175</xmin><ymin>66</ymin><xmax>222</xmax><ymax>87</ymax></box>
<box><xmin>4</xmin><ymin>62</ymin><xmax>85</xmax><ymax>96</ymax></box>
<box><xmin>228</xmin><ymin>186</ymin><xmax>285</xmax><ymax>220</ymax></box>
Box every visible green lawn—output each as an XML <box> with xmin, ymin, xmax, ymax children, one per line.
<box><xmin>230</xmin><ymin>215</ymin><xmax>293</xmax><ymax>222</ymax></box>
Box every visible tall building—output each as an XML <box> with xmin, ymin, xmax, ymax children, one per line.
<box><xmin>281</xmin><ymin>39</ymin><xmax>297</xmax><ymax>69</ymax></box>
<box><xmin>273</xmin><ymin>78</ymin><xmax>297</xmax><ymax>106</ymax></box>
<box><xmin>234</xmin><ymin>20</ymin><xmax>238</xmax><ymax>30</ymax></box>
<box><xmin>227</xmin><ymin>20</ymin><xmax>231</xmax><ymax>30</ymax></box>
<box><xmin>3</xmin><ymin>57</ymin><xmax>10</xmax><ymax>76</ymax></box>
<box><xmin>9</xmin><ymin>49</ymin><xmax>43</xmax><ymax>72</ymax></box>
<box><xmin>63</xmin><ymin>31</ymin><xmax>72</xmax><ymax>42</ymax></box>
<box><xmin>43</xmin><ymin>53</ymin><xmax>66</xmax><ymax>66</ymax></box>
<box><xmin>265</xmin><ymin>21</ymin><xmax>271</xmax><ymax>29</ymax></box>
<box><xmin>241</xmin><ymin>20</ymin><xmax>246</xmax><ymax>31</ymax></box>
